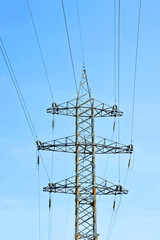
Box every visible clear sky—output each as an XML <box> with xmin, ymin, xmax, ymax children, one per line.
<box><xmin>0</xmin><ymin>0</ymin><xmax>160</xmax><ymax>240</ymax></box>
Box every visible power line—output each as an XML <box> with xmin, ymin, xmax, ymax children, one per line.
<box><xmin>0</xmin><ymin>39</ymin><xmax>50</xmax><ymax>182</ymax></box>
<box><xmin>105</xmin><ymin>1</ymin><xmax>122</xmax><ymax>239</ymax></box>
<box><xmin>76</xmin><ymin>0</ymin><xmax>85</xmax><ymax>66</ymax></box>
<box><xmin>131</xmin><ymin>0</ymin><xmax>142</xmax><ymax>144</ymax></box>
<box><xmin>106</xmin><ymin>194</ymin><xmax>122</xmax><ymax>240</ymax></box>
<box><xmin>0</xmin><ymin>42</ymin><xmax>37</xmax><ymax>142</ymax></box>
<box><xmin>118</xmin><ymin>0</ymin><xmax>142</xmax><ymax>202</ymax></box>
<box><xmin>48</xmin><ymin>193</ymin><xmax>52</xmax><ymax>240</ymax></box>
<box><xmin>63</xmin><ymin>195</ymin><xmax>71</xmax><ymax>240</ymax></box>
<box><xmin>114</xmin><ymin>0</ymin><xmax>117</xmax><ymax>105</ymax></box>
<box><xmin>61</xmin><ymin>0</ymin><xmax>78</xmax><ymax>93</ymax></box>
<box><xmin>63</xmin><ymin>164</ymin><xmax>74</xmax><ymax>240</ymax></box>
<box><xmin>97</xmin><ymin>130</ymin><xmax>115</xmax><ymax>210</ymax></box>
<box><xmin>26</xmin><ymin>0</ymin><xmax>54</xmax><ymax>100</ymax></box>
<box><xmin>106</xmin><ymin>210</ymin><xmax>114</xmax><ymax>240</ymax></box>
<box><xmin>39</xmin><ymin>152</ymin><xmax>51</xmax><ymax>181</ymax></box>
<box><xmin>37</xmin><ymin>151</ymin><xmax>41</xmax><ymax>240</ymax></box>
<box><xmin>106</xmin><ymin>209</ymin><xmax>118</xmax><ymax>240</ymax></box>
<box><xmin>106</xmin><ymin>1</ymin><xmax>142</xmax><ymax>239</ymax></box>
<box><xmin>117</xmin><ymin>0</ymin><xmax>121</xmax><ymax>184</ymax></box>
<box><xmin>48</xmin><ymin>116</ymin><xmax>55</xmax><ymax>240</ymax></box>
<box><xmin>1</xmin><ymin>39</ymin><xmax>51</xmax><ymax>240</ymax></box>
<box><xmin>0</xmin><ymin>39</ymin><xmax>38</xmax><ymax>140</ymax></box>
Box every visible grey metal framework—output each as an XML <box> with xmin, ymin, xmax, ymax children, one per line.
<box><xmin>37</xmin><ymin>69</ymin><xmax>133</xmax><ymax>240</ymax></box>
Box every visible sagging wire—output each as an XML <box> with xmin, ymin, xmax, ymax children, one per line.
<box><xmin>123</xmin><ymin>150</ymin><xmax>135</xmax><ymax>188</ymax></box>
<box><xmin>76</xmin><ymin>0</ymin><xmax>85</xmax><ymax>67</ymax></box>
<box><xmin>37</xmin><ymin>150</ymin><xmax>41</xmax><ymax>240</ymax></box>
<box><xmin>51</xmin><ymin>114</ymin><xmax>55</xmax><ymax>182</ymax></box>
<box><xmin>97</xmin><ymin>130</ymin><xmax>115</xmax><ymax>210</ymax></box>
<box><xmin>123</xmin><ymin>0</ymin><xmax>142</xmax><ymax>190</ymax></box>
<box><xmin>63</xmin><ymin>195</ymin><xmax>71</xmax><ymax>240</ymax></box>
<box><xmin>106</xmin><ymin>150</ymin><xmax>135</xmax><ymax>240</ymax></box>
<box><xmin>117</xmin><ymin>0</ymin><xmax>121</xmax><ymax>186</ymax></box>
<box><xmin>106</xmin><ymin>16</ymin><xmax>142</xmax><ymax>233</ymax></box>
<box><xmin>112</xmin><ymin>0</ymin><xmax>117</xmax><ymax>160</ymax></box>
<box><xmin>61</xmin><ymin>0</ymin><xmax>78</xmax><ymax>93</ymax></box>
<box><xmin>1</xmin><ymin>39</ymin><xmax>51</xmax><ymax>240</ymax></box>
<box><xmin>48</xmin><ymin>193</ymin><xmax>52</xmax><ymax>240</ymax></box>
<box><xmin>114</xmin><ymin>0</ymin><xmax>117</xmax><ymax>106</ymax></box>
<box><xmin>26</xmin><ymin>5</ymin><xmax>57</xmax><ymax>238</ymax></box>
<box><xmin>38</xmin><ymin>151</ymin><xmax>51</xmax><ymax>182</ymax></box>
<box><xmin>0</xmin><ymin>38</ymin><xmax>51</xmax><ymax>182</ymax></box>
<box><xmin>105</xmin><ymin>0</ymin><xmax>125</xmax><ymax>238</ymax></box>
<box><xmin>131</xmin><ymin>0</ymin><xmax>142</xmax><ymax>145</ymax></box>
<box><xmin>63</xmin><ymin>163</ymin><xmax>75</xmax><ymax>240</ymax></box>
<box><xmin>115</xmin><ymin>0</ymin><xmax>142</xmax><ymax>218</ymax></box>
<box><xmin>48</xmin><ymin>115</ymin><xmax>55</xmax><ymax>240</ymax></box>
<box><xmin>26</xmin><ymin>0</ymin><xmax>54</xmax><ymax>101</ymax></box>
<box><xmin>106</xmin><ymin>193</ymin><xmax>122</xmax><ymax>240</ymax></box>
<box><xmin>0</xmin><ymin>39</ymin><xmax>37</xmax><ymax>142</ymax></box>
<box><xmin>106</xmin><ymin>210</ymin><xmax>114</xmax><ymax>240</ymax></box>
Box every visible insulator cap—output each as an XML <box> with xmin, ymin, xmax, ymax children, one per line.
<box><xmin>113</xmin><ymin>200</ymin><xmax>116</xmax><ymax>210</ymax></box>
<box><xmin>128</xmin><ymin>158</ymin><xmax>131</xmax><ymax>168</ymax></box>
<box><xmin>113</xmin><ymin>121</ymin><xmax>116</xmax><ymax>131</ymax></box>
<box><xmin>52</xmin><ymin>119</ymin><xmax>54</xmax><ymax>129</ymax></box>
<box><xmin>130</xmin><ymin>144</ymin><xmax>133</xmax><ymax>151</ymax></box>
<box><xmin>113</xmin><ymin>105</ymin><xmax>118</xmax><ymax>111</ymax></box>
<box><xmin>37</xmin><ymin>155</ymin><xmax>39</xmax><ymax>165</ymax></box>
<box><xmin>49</xmin><ymin>198</ymin><xmax>51</xmax><ymax>209</ymax></box>
<box><xmin>52</xmin><ymin>102</ymin><xmax>57</xmax><ymax>107</ymax></box>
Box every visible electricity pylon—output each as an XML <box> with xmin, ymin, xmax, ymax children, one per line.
<box><xmin>37</xmin><ymin>69</ymin><xmax>133</xmax><ymax>240</ymax></box>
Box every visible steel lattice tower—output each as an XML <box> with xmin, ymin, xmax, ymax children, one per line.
<box><xmin>37</xmin><ymin>69</ymin><xmax>133</xmax><ymax>240</ymax></box>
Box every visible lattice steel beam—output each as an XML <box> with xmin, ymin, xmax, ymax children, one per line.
<box><xmin>47</xmin><ymin>98</ymin><xmax>122</xmax><ymax>118</ymax></box>
<box><xmin>43</xmin><ymin>176</ymin><xmax>128</xmax><ymax>195</ymax></box>
<box><xmin>37</xmin><ymin>135</ymin><xmax>133</xmax><ymax>154</ymax></box>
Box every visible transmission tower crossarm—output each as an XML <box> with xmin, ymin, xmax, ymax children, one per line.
<box><xmin>37</xmin><ymin>135</ymin><xmax>133</xmax><ymax>154</ymax></box>
<box><xmin>47</xmin><ymin>99</ymin><xmax>123</xmax><ymax>118</ymax></box>
<box><xmin>43</xmin><ymin>175</ymin><xmax>128</xmax><ymax>195</ymax></box>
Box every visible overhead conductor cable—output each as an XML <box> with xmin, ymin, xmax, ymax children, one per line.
<box><xmin>106</xmin><ymin>1</ymin><xmax>142</xmax><ymax>240</ymax></box>
<box><xmin>0</xmin><ymin>39</ymin><xmax>50</xmax><ymax>182</ymax></box>
<box><xmin>26</xmin><ymin>0</ymin><xmax>54</xmax><ymax>100</ymax></box>
<box><xmin>61</xmin><ymin>0</ymin><xmax>78</xmax><ymax>93</ymax></box>
<box><xmin>76</xmin><ymin>0</ymin><xmax>85</xmax><ymax>66</ymax></box>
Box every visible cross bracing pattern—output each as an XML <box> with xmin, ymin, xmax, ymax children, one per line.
<box><xmin>43</xmin><ymin>175</ymin><xmax>128</xmax><ymax>195</ymax></box>
<box><xmin>37</xmin><ymin>135</ymin><xmax>133</xmax><ymax>154</ymax></box>
<box><xmin>37</xmin><ymin>69</ymin><xmax>133</xmax><ymax>240</ymax></box>
<box><xmin>47</xmin><ymin>98</ymin><xmax>123</xmax><ymax>118</ymax></box>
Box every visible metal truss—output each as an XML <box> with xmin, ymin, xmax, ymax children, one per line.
<box><xmin>43</xmin><ymin>175</ymin><xmax>128</xmax><ymax>195</ymax></box>
<box><xmin>37</xmin><ymin>135</ymin><xmax>133</xmax><ymax>154</ymax></box>
<box><xmin>38</xmin><ymin>69</ymin><xmax>133</xmax><ymax>240</ymax></box>
<box><xmin>47</xmin><ymin>98</ymin><xmax>123</xmax><ymax>118</ymax></box>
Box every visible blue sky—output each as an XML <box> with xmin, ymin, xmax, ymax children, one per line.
<box><xmin>0</xmin><ymin>0</ymin><xmax>160</xmax><ymax>240</ymax></box>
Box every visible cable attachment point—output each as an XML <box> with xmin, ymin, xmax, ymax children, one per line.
<box><xmin>113</xmin><ymin>104</ymin><xmax>118</xmax><ymax>111</ymax></box>
<box><xmin>129</xmin><ymin>144</ymin><xmax>133</xmax><ymax>152</ymax></box>
<box><xmin>115</xmin><ymin>185</ymin><xmax>122</xmax><ymax>192</ymax></box>
<box><xmin>52</xmin><ymin>102</ymin><xmax>57</xmax><ymax>108</ymax></box>
<box><xmin>48</xmin><ymin>183</ymin><xmax>54</xmax><ymax>189</ymax></box>
<box><xmin>36</xmin><ymin>140</ymin><xmax>42</xmax><ymax>146</ymax></box>
<box><xmin>83</xmin><ymin>68</ymin><xmax>86</xmax><ymax>75</ymax></box>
